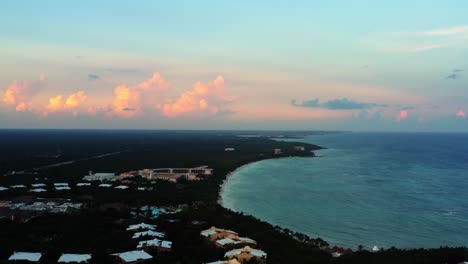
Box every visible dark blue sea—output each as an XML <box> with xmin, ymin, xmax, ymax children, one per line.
<box><xmin>221</xmin><ymin>132</ymin><xmax>468</xmax><ymax>249</ymax></box>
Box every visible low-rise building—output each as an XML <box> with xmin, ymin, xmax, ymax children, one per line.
<box><xmin>273</xmin><ymin>148</ymin><xmax>282</xmax><ymax>155</ymax></box>
<box><xmin>126</xmin><ymin>223</ymin><xmax>156</xmax><ymax>231</ymax></box>
<box><xmin>8</xmin><ymin>252</ymin><xmax>42</xmax><ymax>262</ymax></box>
<box><xmin>224</xmin><ymin>246</ymin><xmax>267</xmax><ymax>263</ymax></box>
<box><xmin>132</xmin><ymin>230</ymin><xmax>165</xmax><ymax>239</ymax></box>
<box><xmin>30</xmin><ymin>188</ymin><xmax>47</xmax><ymax>193</ymax></box>
<box><xmin>137</xmin><ymin>238</ymin><xmax>172</xmax><ymax>252</ymax></box>
<box><xmin>111</xmin><ymin>250</ymin><xmax>152</xmax><ymax>264</ymax></box>
<box><xmin>201</xmin><ymin>226</ymin><xmax>238</xmax><ymax>241</ymax></box>
<box><xmin>0</xmin><ymin>186</ymin><xmax>9</xmax><ymax>191</ymax></box>
<box><xmin>224</xmin><ymin>148</ymin><xmax>235</xmax><ymax>151</ymax></box>
<box><xmin>83</xmin><ymin>171</ymin><xmax>115</xmax><ymax>181</ymax></box>
<box><xmin>294</xmin><ymin>146</ymin><xmax>306</xmax><ymax>151</ymax></box>
<box><xmin>57</xmin><ymin>253</ymin><xmax>92</xmax><ymax>263</ymax></box>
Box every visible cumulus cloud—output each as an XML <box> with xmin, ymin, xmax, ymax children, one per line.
<box><xmin>46</xmin><ymin>91</ymin><xmax>88</xmax><ymax>113</ymax></box>
<box><xmin>2</xmin><ymin>75</ymin><xmax>46</xmax><ymax>111</ymax></box>
<box><xmin>397</xmin><ymin>110</ymin><xmax>408</xmax><ymax>122</ymax></box>
<box><xmin>110</xmin><ymin>72</ymin><xmax>170</xmax><ymax>117</ymax></box>
<box><xmin>291</xmin><ymin>97</ymin><xmax>386</xmax><ymax>110</ymax></box>
<box><xmin>456</xmin><ymin>109</ymin><xmax>466</xmax><ymax>119</ymax></box>
<box><xmin>162</xmin><ymin>75</ymin><xmax>236</xmax><ymax>117</ymax></box>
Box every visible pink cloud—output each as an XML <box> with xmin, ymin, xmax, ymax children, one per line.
<box><xmin>2</xmin><ymin>75</ymin><xmax>46</xmax><ymax>111</ymax></box>
<box><xmin>110</xmin><ymin>72</ymin><xmax>170</xmax><ymax>117</ymax></box>
<box><xmin>397</xmin><ymin>110</ymin><xmax>408</xmax><ymax>122</ymax></box>
<box><xmin>456</xmin><ymin>109</ymin><xmax>466</xmax><ymax>119</ymax></box>
<box><xmin>46</xmin><ymin>91</ymin><xmax>88</xmax><ymax>114</ymax></box>
<box><xmin>162</xmin><ymin>75</ymin><xmax>236</xmax><ymax>117</ymax></box>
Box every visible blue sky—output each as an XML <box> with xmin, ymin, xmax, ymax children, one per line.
<box><xmin>1</xmin><ymin>1</ymin><xmax>467</xmax><ymax>131</ymax></box>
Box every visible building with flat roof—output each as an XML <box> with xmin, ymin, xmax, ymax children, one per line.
<box><xmin>83</xmin><ymin>172</ymin><xmax>115</xmax><ymax>181</ymax></box>
<box><xmin>8</xmin><ymin>252</ymin><xmax>42</xmax><ymax>262</ymax></box>
<box><xmin>111</xmin><ymin>250</ymin><xmax>152</xmax><ymax>264</ymax></box>
<box><xmin>57</xmin><ymin>253</ymin><xmax>92</xmax><ymax>263</ymax></box>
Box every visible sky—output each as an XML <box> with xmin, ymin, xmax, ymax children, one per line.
<box><xmin>1</xmin><ymin>0</ymin><xmax>467</xmax><ymax>131</ymax></box>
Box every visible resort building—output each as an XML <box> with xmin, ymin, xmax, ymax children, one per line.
<box><xmin>138</xmin><ymin>166</ymin><xmax>213</xmax><ymax>182</ymax></box>
<box><xmin>30</xmin><ymin>188</ymin><xmax>47</xmax><ymax>193</ymax></box>
<box><xmin>8</xmin><ymin>252</ymin><xmax>42</xmax><ymax>262</ymax></box>
<box><xmin>224</xmin><ymin>246</ymin><xmax>267</xmax><ymax>263</ymax></box>
<box><xmin>137</xmin><ymin>238</ymin><xmax>173</xmax><ymax>252</ymax></box>
<box><xmin>200</xmin><ymin>226</ymin><xmax>256</xmax><ymax>248</ymax></box>
<box><xmin>31</xmin><ymin>183</ymin><xmax>46</xmax><ymax>187</ymax></box>
<box><xmin>126</xmin><ymin>223</ymin><xmax>156</xmax><ymax>231</ymax></box>
<box><xmin>76</xmin><ymin>183</ymin><xmax>91</xmax><ymax>187</ymax></box>
<box><xmin>132</xmin><ymin>230</ymin><xmax>165</xmax><ymax>239</ymax></box>
<box><xmin>82</xmin><ymin>171</ymin><xmax>115</xmax><ymax>181</ymax></box>
<box><xmin>111</xmin><ymin>250</ymin><xmax>152</xmax><ymax>264</ymax></box>
<box><xmin>273</xmin><ymin>148</ymin><xmax>282</xmax><ymax>155</ymax></box>
<box><xmin>57</xmin><ymin>253</ymin><xmax>92</xmax><ymax>263</ymax></box>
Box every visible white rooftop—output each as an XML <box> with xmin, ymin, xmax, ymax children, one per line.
<box><xmin>114</xmin><ymin>185</ymin><xmax>129</xmax><ymax>190</ymax></box>
<box><xmin>58</xmin><ymin>254</ymin><xmax>92</xmax><ymax>263</ymax></box>
<box><xmin>31</xmin><ymin>188</ymin><xmax>47</xmax><ymax>193</ymax></box>
<box><xmin>137</xmin><ymin>238</ymin><xmax>172</xmax><ymax>249</ymax></box>
<box><xmin>11</xmin><ymin>185</ymin><xmax>27</xmax><ymax>188</ymax></box>
<box><xmin>126</xmin><ymin>223</ymin><xmax>156</xmax><ymax>231</ymax></box>
<box><xmin>0</xmin><ymin>186</ymin><xmax>8</xmax><ymax>191</ymax></box>
<box><xmin>31</xmin><ymin>183</ymin><xmax>46</xmax><ymax>187</ymax></box>
<box><xmin>54</xmin><ymin>183</ymin><xmax>69</xmax><ymax>186</ymax></box>
<box><xmin>112</xmin><ymin>250</ymin><xmax>152</xmax><ymax>263</ymax></box>
<box><xmin>55</xmin><ymin>186</ymin><xmax>71</xmax><ymax>190</ymax></box>
<box><xmin>98</xmin><ymin>184</ymin><xmax>112</xmax><ymax>187</ymax></box>
<box><xmin>132</xmin><ymin>230</ymin><xmax>165</xmax><ymax>239</ymax></box>
<box><xmin>76</xmin><ymin>183</ymin><xmax>91</xmax><ymax>186</ymax></box>
<box><xmin>8</xmin><ymin>252</ymin><xmax>42</xmax><ymax>262</ymax></box>
<box><xmin>225</xmin><ymin>246</ymin><xmax>267</xmax><ymax>258</ymax></box>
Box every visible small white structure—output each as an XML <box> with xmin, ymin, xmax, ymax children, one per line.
<box><xmin>137</xmin><ymin>187</ymin><xmax>147</xmax><ymax>191</ymax></box>
<box><xmin>55</xmin><ymin>186</ymin><xmax>71</xmax><ymax>190</ymax></box>
<box><xmin>98</xmin><ymin>183</ymin><xmax>112</xmax><ymax>188</ymax></box>
<box><xmin>132</xmin><ymin>230</ymin><xmax>165</xmax><ymax>239</ymax></box>
<box><xmin>54</xmin><ymin>183</ymin><xmax>69</xmax><ymax>187</ymax></box>
<box><xmin>8</xmin><ymin>252</ymin><xmax>42</xmax><ymax>262</ymax></box>
<box><xmin>111</xmin><ymin>250</ymin><xmax>152</xmax><ymax>263</ymax></box>
<box><xmin>224</xmin><ymin>148</ymin><xmax>235</xmax><ymax>151</ymax></box>
<box><xmin>76</xmin><ymin>183</ymin><xmax>91</xmax><ymax>187</ymax></box>
<box><xmin>114</xmin><ymin>185</ymin><xmax>129</xmax><ymax>190</ymax></box>
<box><xmin>0</xmin><ymin>186</ymin><xmax>8</xmax><ymax>191</ymax></box>
<box><xmin>31</xmin><ymin>183</ymin><xmax>46</xmax><ymax>187</ymax></box>
<box><xmin>372</xmin><ymin>245</ymin><xmax>379</xmax><ymax>252</ymax></box>
<box><xmin>58</xmin><ymin>253</ymin><xmax>92</xmax><ymax>263</ymax></box>
<box><xmin>30</xmin><ymin>188</ymin><xmax>47</xmax><ymax>193</ymax></box>
<box><xmin>137</xmin><ymin>238</ymin><xmax>172</xmax><ymax>250</ymax></box>
<box><xmin>126</xmin><ymin>223</ymin><xmax>156</xmax><ymax>231</ymax></box>
<box><xmin>11</xmin><ymin>184</ymin><xmax>27</xmax><ymax>188</ymax></box>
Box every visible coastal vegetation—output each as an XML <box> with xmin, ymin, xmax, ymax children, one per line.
<box><xmin>0</xmin><ymin>130</ymin><xmax>467</xmax><ymax>263</ymax></box>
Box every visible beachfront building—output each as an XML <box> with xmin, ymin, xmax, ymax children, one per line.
<box><xmin>200</xmin><ymin>226</ymin><xmax>256</xmax><ymax>248</ymax></box>
<box><xmin>138</xmin><ymin>166</ymin><xmax>213</xmax><ymax>182</ymax></box>
<box><xmin>224</xmin><ymin>246</ymin><xmax>267</xmax><ymax>263</ymax></box>
<box><xmin>8</xmin><ymin>252</ymin><xmax>42</xmax><ymax>262</ymax></box>
<box><xmin>111</xmin><ymin>250</ymin><xmax>152</xmax><ymax>264</ymax></box>
<box><xmin>82</xmin><ymin>171</ymin><xmax>115</xmax><ymax>181</ymax></box>
<box><xmin>57</xmin><ymin>253</ymin><xmax>92</xmax><ymax>263</ymax></box>
<box><xmin>273</xmin><ymin>148</ymin><xmax>282</xmax><ymax>155</ymax></box>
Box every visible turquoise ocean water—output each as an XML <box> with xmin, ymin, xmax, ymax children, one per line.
<box><xmin>221</xmin><ymin>132</ymin><xmax>468</xmax><ymax>249</ymax></box>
